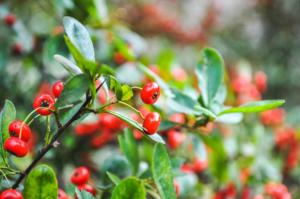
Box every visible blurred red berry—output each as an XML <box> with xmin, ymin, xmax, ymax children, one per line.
<box><xmin>143</xmin><ymin>112</ymin><xmax>161</xmax><ymax>134</ymax></box>
<box><xmin>0</xmin><ymin>189</ymin><xmax>23</xmax><ymax>199</ymax></box>
<box><xmin>99</xmin><ymin>113</ymin><xmax>124</xmax><ymax>131</ymax></box>
<box><xmin>174</xmin><ymin>181</ymin><xmax>180</xmax><ymax>196</ymax></box>
<box><xmin>52</xmin><ymin>81</ymin><xmax>64</xmax><ymax>98</ymax></box>
<box><xmin>192</xmin><ymin>158</ymin><xmax>208</xmax><ymax>173</ymax></box>
<box><xmin>33</xmin><ymin>94</ymin><xmax>55</xmax><ymax>116</ymax></box>
<box><xmin>77</xmin><ymin>184</ymin><xmax>96</xmax><ymax>196</ymax></box>
<box><xmin>4</xmin><ymin>14</ymin><xmax>16</xmax><ymax>26</ymax></box>
<box><xmin>58</xmin><ymin>189</ymin><xmax>69</xmax><ymax>199</ymax></box>
<box><xmin>255</xmin><ymin>71</ymin><xmax>267</xmax><ymax>93</ymax></box>
<box><xmin>172</xmin><ymin>67</ymin><xmax>187</xmax><ymax>82</ymax></box>
<box><xmin>4</xmin><ymin>137</ymin><xmax>28</xmax><ymax>157</ymax></box>
<box><xmin>9</xmin><ymin>120</ymin><xmax>32</xmax><ymax>142</ymax></box>
<box><xmin>167</xmin><ymin>130</ymin><xmax>185</xmax><ymax>149</ymax></box>
<box><xmin>169</xmin><ymin>113</ymin><xmax>185</xmax><ymax>124</ymax></box>
<box><xmin>260</xmin><ymin>108</ymin><xmax>285</xmax><ymax>126</ymax></box>
<box><xmin>75</xmin><ymin>122</ymin><xmax>99</xmax><ymax>136</ymax></box>
<box><xmin>140</xmin><ymin>82</ymin><xmax>160</xmax><ymax>104</ymax></box>
<box><xmin>113</xmin><ymin>52</ymin><xmax>125</xmax><ymax>65</ymax></box>
<box><xmin>11</xmin><ymin>43</ymin><xmax>22</xmax><ymax>55</ymax></box>
<box><xmin>70</xmin><ymin>167</ymin><xmax>90</xmax><ymax>185</ymax></box>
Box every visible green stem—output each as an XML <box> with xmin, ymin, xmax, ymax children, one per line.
<box><xmin>118</xmin><ymin>101</ymin><xmax>144</xmax><ymax>119</ymax></box>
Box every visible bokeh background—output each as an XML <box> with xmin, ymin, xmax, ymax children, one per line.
<box><xmin>1</xmin><ymin>0</ymin><xmax>300</xmax><ymax>198</ymax></box>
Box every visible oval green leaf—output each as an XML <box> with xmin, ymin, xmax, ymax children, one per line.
<box><xmin>111</xmin><ymin>177</ymin><xmax>146</xmax><ymax>199</ymax></box>
<box><xmin>219</xmin><ymin>100</ymin><xmax>285</xmax><ymax>115</ymax></box>
<box><xmin>23</xmin><ymin>164</ymin><xmax>58</xmax><ymax>199</ymax></box>
<box><xmin>196</xmin><ymin>48</ymin><xmax>224</xmax><ymax>106</ymax></box>
<box><xmin>55</xmin><ymin>74</ymin><xmax>89</xmax><ymax>108</ymax></box>
<box><xmin>152</xmin><ymin>144</ymin><xmax>176</xmax><ymax>199</ymax></box>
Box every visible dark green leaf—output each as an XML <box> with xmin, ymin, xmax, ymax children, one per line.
<box><xmin>111</xmin><ymin>177</ymin><xmax>146</xmax><ymax>199</ymax></box>
<box><xmin>106</xmin><ymin>171</ymin><xmax>121</xmax><ymax>185</ymax></box>
<box><xmin>55</xmin><ymin>74</ymin><xmax>89</xmax><ymax>108</ymax></box>
<box><xmin>105</xmin><ymin>110</ymin><xmax>165</xmax><ymax>144</ymax></box>
<box><xmin>219</xmin><ymin>100</ymin><xmax>285</xmax><ymax>115</ymax></box>
<box><xmin>152</xmin><ymin>144</ymin><xmax>176</xmax><ymax>199</ymax></box>
<box><xmin>23</xmin><ymin>164</ymin><xmax>58</xmax><ymax>199</ymax></box>
<box><xmin>103</xmin><ymin>75</ymin><xmax>123</xmax><ymax>100</ymax></box>
<box><xmin>118</xmin><ymin>129</ymin><xmax>139</xmax><ymax>174</ymax></box>
<box><xmin>59</xmin><ymin>103</ymin><xmax>83</xmax><ymax>125</ymax></box>
<box><xmin>196</xmin><ymin>48</ymin><xmax>224</xmax><ymax>106</ymax></box>
<box><xmin>168</xmin><ymin>88</ymin><xmax>199</xmax><ymax>115</ymax></box>
<box><xmin>63</xmin><ymin>16</ymin><xmax>95</xmax><ymax>61</ymax></box>
<box><xmin>0</xmin><ymin>100</ymin><xmax>16</xmax><ymax>163</ymax></box>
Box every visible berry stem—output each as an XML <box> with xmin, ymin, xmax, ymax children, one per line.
<box><xmin>11</xmin><ymin>80</ymin><xmax>106</xmax><ymax>189</ymax></box>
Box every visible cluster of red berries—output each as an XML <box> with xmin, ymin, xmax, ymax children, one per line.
<box><xmin>33</xmin><ymin>80</ymin><xmax>64</xmax><ymax>116</ymax></box>
<box><xmin>231</xmin><ymin>70</ymin><xmax>267</xmax><ymax>105</ymax></box>
<box><xmin>69</xmin><ymin>166</ymin><xmax>96</xmax><ymax>197</ymax></box>
<box><xmin>264</xmin><ymin>182</ymin><xmax>291</xmax><ymax>199</ymax></box>
<box><xmin>260</xmin><ymin>108</ymin><xmax>285</xmax><ymax>127</ymax></box>
<box><xmin>140</xmin><ymin>82</ymin><xmax>161</xmax><ymax>135</ymax></box>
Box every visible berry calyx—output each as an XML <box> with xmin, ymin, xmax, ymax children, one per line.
<box><xmin>52</xmin><ymin>81</ymin><xmax>64</xmax><ymax>98</ymax></box>
<box><xmin>4</xmin><ymin>137</ymin><xmax>28</xmax><ymax>157</ymax></box>
<box><xmin>77</xmin><ymin>184</ymin><xmax>96</xmax><ymax>196</ymax></box>
<box><xmin>70</xmin><ymin>166</ymin><xmax>90</xmax><ymax>185</ymax></box>
<box><xmin>33</xmin><ymin>94</ymin><xmax>55</xmax><ymax>116</ymax></box>
<box><xmin>0</xmin><ymin>189</ymin><xmax>23</xmax><ymax>199</ymax></box>
<box><xmin>143</xmin><ymin>112</ymin><xmax>161</xmax><ymax>134</ymax></box>
<box><xmin>4</xmin><ymin>14</ymin><xmax>16</xmax><ymax>26</ymax></box>
<box><xmin>8</xmin><ymin>120</ymin><xmax>32</xmax><ymax>142</ymax></box>
<box><xmin>140</xmin><ymin>82</ymin><xmax>160</xmax><ymax>104</ymax></box>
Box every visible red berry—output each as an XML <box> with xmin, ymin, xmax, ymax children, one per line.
<box><xmin>167</xmin><ymin>130</ymin><xmax>185</xmax><ymax>149</ymax></box>
<box><xmin>174</xmin><ymin>181</ymin><xmax>180</xmax><ymax>196</ymax></box>
<box><xmin>143</xmin><ymin>112</ymin><xmax>161</xmax><ymax>134</ymax></box>
<box><xmin>70</xmin><ymin>166</ymin><xmax>90</xmax><ymax>185</ymax></box>
<box><xmin>75</xmin><ymin>122</ymin><xmax>99</xmax><ymax>136</ymax></box>
<box><xmin>98</xmin><ymin>113</ymin><xmax>124</xmax><ymax>131</ymax></box>
<box><xmin>4</xmin><ymin>14</ymin><xmax>16</xmax><ymax>26</ymax></box>
<box><xmin>33</xmin><ymin>94</ymin><xmax>55</xmax><ymax>116</ymax></box>
<box><xmin>77</xmin><ymin>184</ymin><xmax>96</xmax><ymax>196</ymax></box>
<box><xmin>58</xmin><ymin>189</ymin><xmax>69</xmax><ymax>199</ymax></box>
<box><xmin>8</xmin><ymin>120</ymin><xmax>32</xmax><ymax>142</ymax></box>
<box><xmin>52</xmin><ymin>81</ymin><xmax>64</xmax><ymax>98</ymax></box>
<box><xmin>11</xmin><ymin>43</ymin><xmax>22</xmax><ymax>55</ymax></box>
<box><xmin>169</xmin><ymin>113</ymin><xmax>185</xmax><ymax>124</ymax></box>
<box><xmin>255</xmin><ymin>71</ymin><xmax>267</xmax><ymax>93</ymax></box>
<box><xmin>192</xmin><ymin>158</ymin><xmax>208</xmax><ymax>173</ymax></box>
<box><xmin>0</xmin><ymin>189</ymin><xmax>23</xmax><ymax>199</ymax></box>
<box><xmin>4</xmin><ymin>137</ymin><xmax>28</xmax><ymax>157</ymax></box>
<box><xmin>113</xmin><ymin>52</ymin><xmax>125</xmax><ymax>65</ymax></box>
<box><xmin>140</xmin><ymin>82</ymin><xmax>160</xmax><ymax>104</ymax></box>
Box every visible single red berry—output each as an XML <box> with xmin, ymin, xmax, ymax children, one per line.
<box><xmin>58</xmin><ymin>189</ymin><xmax>69</xmax><ymax>199</ymax></box>
<box><xmin>11</xmin><ymin>43</ymin><xmax>22</xmax><ymax>55</ymax></box>
<box><xmin>143</xmin><ymin>112</ymin><xmax>161</xmax><ymax>134</ymax></box>
<box><xmin>4</xmin><ymin>14</ymin><xmax>16</xmax><ymax>26</ymax></box>
<box><xmin>76</xmin><ymin>184</ymin><xmax>96</xmax><ymax>196</ymax></box>
<box><xmin>4</xmin><ymin>137</ymin><xmax>28</xmax><ymax>157</ymax></box>
<box><xmin>113</xmin><ymin>52</ymin><xmax>126</xmax><ymax>65</ymax></box>
<box><xmin>75</xmin><ymin>122</ymin><xmax>99</xmax><ymax>136</ymax></box>
<box><xmin>8</xmin><ymin>120</ymin><xmax>32</xmax><ymax>142</ymax></box>
<box><xmin>98</xmin><ymin>113</ymin><xmax>124</xmax><ymax>131</ymax></box>
<box><xmin>52</xmin><ymin>81</ymin><xmax>64</xmax><ymax>98</ymax></box>
<box><xmin>255</xmin><ymin>71</ymin><xmax>267</xmax><ymax>93</ymax></box>
<box><xmin>0</xmin><ymin>189</ymin><xmax>23</xmax><ymax>199</ymax></box>
<box><xmin>33</xmin><ymin>94</ymin><xmax>55</xmax><ymax>116</ymax></box>
<box><xmin>70</xmin><ymin>166</ymin><xmax>90</xmax><ymax>185</ymax></box>
<box><xmin>140</xmin><ymin>82</ymin><xmax>160</xmax><ymax>104</ymax></box>
<box><xmin>174</xmin><ymin>181</ymin><xmax>180</xmax><ymax>197</ymax></box>
<box><xmin>192</xmin><ymin>158</ymin><xmax>208</xmax><ymax>173</ymax></box>
<box><xmin>167</xmin><ymin>130</ymin><xmax>185</xmax><ymax>149</ymax></box>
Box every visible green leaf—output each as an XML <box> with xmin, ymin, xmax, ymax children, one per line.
<box><xmin>59</xmin><ymin>103</ymin><xmax>83</xmax><ymax>126</ymax></box>
<box><xmin>103</xmin><ymin>75</ymin><xmax>123</xmax><ymax>100</ymax></box>
<box><xmin>111</xmin><ymin>177</ymin><xmax>146</xmax><ymax>199</ymax></box>
<box><xmin>219</xmin><ymin>100</ymin><xmax>285</xmax><ymax>115</ymax></box>
<box><xmin>105</xmin><ymin>110</ymin><xmax>165</xmax><ymax>144</ymax></box>
<box><xmin>23</xmin><ymin>164</ymin><xmax>58</xmax><ymax>199</ymax></box>
<box><xmin>106</xmin><ymin>171</ymin><xmax>121</xmax><ymax>185</ymax></box>
<box><xmin>64</xmin><ymin>36</ymin><xmax>98</xmax><ymax>75</ymax></box>
<box><xmin>75</xmin><ymin>188</ymin><xmax>95</xmax><ymax>199</ymax></box>
<box><xmin>113</xmin><ymin>36</ymin><xmax>135</xmax><ymax>61</ymax></box>
<box><xmin>118</xmin><ymin>129</ymin><xmax>139</xmax><ymax>174</ymax></box>
<box><xmin>121</xmin><ymin>85</ymin><xmax>133</xmax><ymax>101</ymax></box>
<box><xmin>54</xmin><ymin>54</ymin><xmax>82</xmax><ymax>75</ymax></box>
<box><xmin>196</xmin><ymin>48</ymin><xmax>224</xmax><ymax>106</ymax></box>
<box><xmin>63</xmin><ymin>16</ymin><xmax>95</xmax><ymax>61</ymax></box>
<box><xmin>55</xmin><ymin>74</ymin><xmax>89</xmax><ymax>108</ymax></box>
<box><xmin>168</xmin><ymin>88</ymin><xmax>199</xmax><ymax>115</ymax></box>
<box><xmin>0</xmin><ymin>100</ymin><xmax>16</xmax><ymax>163</ymax></box>
<box><xmin>152</xmin><ymin>144</ymin><xmax>176</xmax><ymax>199</ymax></box>
<box><xmin>195</xmin><ymin>105</ymin><xmax>217</xmax><ymax>119</ymax></box>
